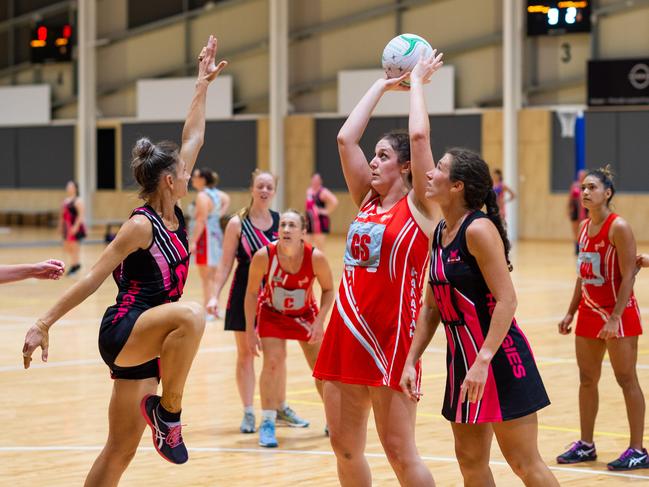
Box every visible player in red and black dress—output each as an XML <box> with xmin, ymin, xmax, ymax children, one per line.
<box><xmin>568</xmin><ymin>169</ymin><xmax>588</xmax><ymax>254</ymax></box>
<box><xmin>244</xmin><ymin>210</ymin><xmax>334</xmax><ymax>447</ymax></box>
<box><xmin>60</xmin><ymin>180</ymin><xmax>86</xmax><ymax>276</ymax></box>
<box><xmin>312</xmin><ymin>53</ymin><xmax>444</xmax><ymax>486</ymax></box>
<box><xmin>400</xmin><ymin>56</ymin><xmax>558</xmax><ymax>486</ymax></box>
<box><xmin>22</xmin><ymin>35</ymin><xmax>227</xmax><ymax>482</ymax></box>
<box><xmin>557</xmin><ymin>167</ymin><xmax>647</xmax><ymax>470</ymax></box>
<box><xmin>305</xmin><ymin>173</ymin><xmax>338</xmax><ymax>251</ymax></box>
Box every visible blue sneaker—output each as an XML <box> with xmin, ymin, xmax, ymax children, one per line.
<box><xmin>276</xmin><ymin>405</ymin><xmax>310</xmax><ymax>428</ymax></box>
<box><xmin>140</xmin><ymin>394</ymin><xmax>188</xmax><ymax>464</ymax></box>
<box><xmin>607</xmin><ymin>448</ymin><xmax>649</xmax><ymax>470</ymax></box>
<box><xmin>258</xmin><ymin>418</ymin><xmax>278</xmax><ymax>448</ymax></box>
<box><xmin>240</xmin><ymin>412</ymin><xmax>256</xmax><ymax>434</ymax></box>
<box><xmin>556</xmin><ymin>440</ymin><xmax>597</xmax><ymax>464</ymax></box>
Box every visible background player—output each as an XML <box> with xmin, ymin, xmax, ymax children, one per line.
<box><xmin>59</xmin><ymin>180</ymin><xmax>86</xmax><ymax>276</ymax></box>
<box><xmin>305</xmin><ymin>173</ymin><xmax>338</xmax><ymax>251</ymax></box>
<box><xmin>188</xmin><ymin>167</ymin><xmax>230</xmax><ymax>319</ymax></box>
<box><xmin>557</xmin><ymin>167</ymin><xmax>647</xmax><ymax>471</ymax></box>
<box><xmin>208</xmin><ymin>170</ymin><xmax>309</xmax><ymax>434</ymax></box>
<box><xmin>492</xmin><ymin>168</ymin><xmax>515</xmax><ymax>220</ymax></box>
<box><xmin>244</xmin><ymin>209</ymin><xmax>334</xmax><ymax>447</ymax></box>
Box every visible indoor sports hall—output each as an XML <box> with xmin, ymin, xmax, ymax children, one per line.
<box><xmin>1</xmin><ymin>1</ymin><xmax>649</xmax><ymax>485</ymax></box>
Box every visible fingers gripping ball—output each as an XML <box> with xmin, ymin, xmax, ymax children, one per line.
<box><xmin>381</xmin><ymin>33</ymin><xmax>433</xmax><ymax>87</ymax></box>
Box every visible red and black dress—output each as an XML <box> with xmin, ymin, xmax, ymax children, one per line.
<box><xmin>99</xmin><ymin>205</ymin><xmax>189</xmax><ymax>380</ymax></box>
<box><xmin>61</xmin><ymin>198</ymin><xmax>86</xmax><ymax>241</ymax></box>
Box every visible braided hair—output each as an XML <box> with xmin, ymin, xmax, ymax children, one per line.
<box><xmin>446</xmin><ymin>147</ymin><xmax>512</xmax><ymax>270</ymax></box>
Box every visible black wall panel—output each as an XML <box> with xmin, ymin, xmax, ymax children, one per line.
<box><xmin>584</xmin><ymin>112</ymin><xmax>619</xmax><ymax>174</ymax></box>
<box><xmin>16</xmin><ymin>126</ymin><xmax>74</xmax><ymax>188</ymax></box>
<box><xmin>551</xmin><ymin>114</ymin><xmax>577</xmax><ymax>192</ymax></box>
<box><xmin>316</xmin><ymin>115</ymin><xmax>482</xmax><ymax>190</ymax></box>
<box><xmin>0</xmin><ymin>128</ymin><xmax>17</xmax><ymax>187</ymax></box>
<box><xmin>121</xmin><ymin>121</ymin><xmax>257</xmax><ymax>190</ymax></box>
<box><xmin>617</xmin><ymin>112</ymin><xmax>649</xmax><ymax>192</ymax></box>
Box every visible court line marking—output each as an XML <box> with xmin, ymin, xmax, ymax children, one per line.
<box><xmin>0</xmin><ymin>445</ymin><xmax>647</xmax><ymax>480</ymax></box>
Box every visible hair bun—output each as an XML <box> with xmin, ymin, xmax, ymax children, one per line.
<box><xmin>133</xmin><ymin>137</ymin><xmax>156</xmax><ymax>160</ymax></box>
<box><xmin>599</xmin><ymin>164</ymin><xmax>615</xmax><ymax>180</ymax></box>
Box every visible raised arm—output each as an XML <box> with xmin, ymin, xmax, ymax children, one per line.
<box><xmin>337</xmin><ymin>74</ymin><xmax>409</xmax><ymax>207</ymax></box>
<box><xmin>22</xmin><ymin>215</ymin><xmax>152</xmax><ymax>368</ymax></box>
<box><xmin>461</xmin><ymin>218</ymin><xmax>517</xmax><ymax>404</ymax></box>
<box><xmin>408</xmin><ymin>51</ymin><xmax>444</xmax><ymax>217</ymax></box>
<box><xmin>179</xmin><ymin>35</ymin><xmax>228</xmax><ymax>173</ymax></box>
<box><xmin>243</xmin><ymin>248</ymin><xmax>268</xmax><ymax>357</ymax></box>
<box><xmin>401</xmin><ymin>284</ymin><xmax>441</xmax><ymax>401</ymax></box>
<box><xmin>206</xmin><ymin>215</ymin><xmax>240</xmax><ymax>315</ymax></box>
<box><xmin>598</xmin><ymin>218</ymin><xmax>637</xmax><ymax>339</ymax></box>
<box><xmin>309</xmin><ymin>249</ymin><xmax>335</xmax><ymax>344</ymax></box>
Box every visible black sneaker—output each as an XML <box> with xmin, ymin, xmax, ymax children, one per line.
<box><xmin>607</xmin><ymin>448</ymin><xmax>649</xmax><ymax>470</ymax></box>
<box><xmin>140</xmin><ymin>394</ymin><xmax>188</xmax><ymax>464</ymax></box>
<box><xmin>556</xmin><ymin>440</ymin><xmax>597</xmax><ymax>464</ymax></box>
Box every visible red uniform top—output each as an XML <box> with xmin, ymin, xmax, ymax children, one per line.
<box><xmin>313</xmin><ymin>194</ymin><xmax>430</xmax><ymax>391</ymax></box>
<box><xmin>257</xmin><ymin>241</ymin><xmax>319</xmax><ymax>341</ymax></box>
<box><xmin>576</xmin><ymin>213</ymin><xmax>642</xmax><ymax>338</ymax></box>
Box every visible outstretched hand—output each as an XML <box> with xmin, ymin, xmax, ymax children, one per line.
<box><xmin>32</xmin><ymin>259</ymin><xmax>65</xmax><ymax>280</ymax></box>
<box><xmin>410</xmin><ymin>49</ymin><xmax>444</xmax><ymax>85</ymax></box>
<box><xmin>197</xmin><ymin>35</ymin><xmax>228</xmax><ymax>83</ymax></box>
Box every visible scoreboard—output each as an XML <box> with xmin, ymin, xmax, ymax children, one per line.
<box><xmin>527</xmin><ymin>1</ymin><xmax>591</xmax><ymax>36</ymax></box>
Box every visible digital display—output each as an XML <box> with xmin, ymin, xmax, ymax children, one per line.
<box><xmin>30</xmin><ymin>24</ymin><xmax>73</xmax><ymax>63</ymax></box>
<box><xmin>527</xmin><ymin>1</ymin><xmax>591</xmax><ymax>36</ymax></box>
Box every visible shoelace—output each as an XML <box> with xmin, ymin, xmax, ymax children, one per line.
<box><xmin>618</xmin><ymin>448</ymin><xmax>636</xmax><ymax>461</ymax></box>
<box><xmin>165</xmin><ymin>424</ymin><xmax>184</xmax><ymax>448</ymax></box>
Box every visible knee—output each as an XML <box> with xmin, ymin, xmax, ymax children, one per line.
<box><xmin>264</xmin><ymin>353</ymin><xmax>286</xmax><ymax>373</ymax></box>
<box><xmin>179</xmin><ymin>302</ymin><xmax>206</xmax><ymax>334</ymax></box>
<box><xmin>455</xmin><ymin>445</ymin><xmax>489</xmax><ymax>473</ymax></box>
<box><xmin>506</xmin><ymin>455</ymin><xmax>541</xmax><ymax>481</ymax></box>
<box><xmin>614</xmin><ymin>371</ymin><xmax>639</xmax><ymax>390</ymax></box>
<box><xmin>329</xmin><ymin>433</ymin><xmax>361</xmax><ymax>462</ymax></box>
<box><xmin>103</xmin><ymin>440</ymin><xmax>138</xmax><ymax>469</ymax></box>
<box><xmin>579</xmin><ymin>369</ymin><xmax>600</xmax><ymax>388</ymax></box>
<box><xmin>382</xmin><ymin>440</ymin><xmax>418</xmax><ymax>472</ymax></box>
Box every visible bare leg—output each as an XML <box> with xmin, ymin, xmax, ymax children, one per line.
<box><xmin>575</xmin><ymin>336</ymin><xmax>606</xmax><ymax>443</ymax></box>
<box><xmin>298</xmin><ymin>340</ymin><xmax>324</xmax><ymax>400</ymax></box>
<box><xmin>607</xmin><ymin>336</ymin><xmax>645</xmax><ymax>450</ymax></box>
<box><xmin>450</xmin><ymin>422</ymin><xmax>495</xmax><ymax>487</ymax></box>
<box><xmin>85</xmin><ymin>378</ymin><xmax>158</xmax><ymax>487</ymax></box>
<box><xmin>260</xmin><ymin>338</ymin><xmax>287</xmax><ymax>410</ymax></box>
<box><xmin>493</xmin><ymin>413</ymin><xmax>559</xmax><ymax>486</ymax></box>
<box><xmin>115</xmin><ymin>301</ymin><xmax>206</xmax><ymax>412</ymax></box>
<box><xmin>234</xmin><ymin>331</ymin><xmax>256</xmax><ymax>408</ymax></box>
<box><xmin>70</xmin><ymin>240</ymin><xmax>80</xmax><ymax>267</ymax></box>
<box><xmin>324</xmin><ymin>381</ymin><xmax>372</xmax><ymax>487</ymax></box>
<box><xmin>371</xmin><ymin>387</ymin><xmax>434</xmax><ymax>486</ymax></box>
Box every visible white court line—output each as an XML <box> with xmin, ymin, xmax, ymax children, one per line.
<box><xmin>2</xmin><ymin>345</ymin><xmax>648</xmax><ymax>372</ymax></box>
<box><xmin>0</xmin><ymin>445</ymin><xmax>647</xmax><ymax>480</ymax></box>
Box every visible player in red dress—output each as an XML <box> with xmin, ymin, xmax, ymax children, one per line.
<box><xmin>312</xmin><ymin>53</ymin><xmax>443</xmax><ymax>486</ymax></box>
<box><xmin>557</xmin><ymin>167</ymin><xmax>647</xmax><ymax>470</ymax></box>
<box><xmin>244</xmin><ymin>210</ymin><xmax>334</xmax><ymax>448</ymax></box>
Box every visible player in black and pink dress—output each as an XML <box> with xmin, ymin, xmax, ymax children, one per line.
<box><xmin>401</xmin><ymin>143</ymin><xmax>558</xmax><ymax>485</ymax></box>
<box><xmin>244</xmin><ymin>210</ymin><xmax>334</xmax><ymax>448</ymax></box>
<box><xmin>557</xmin><ymin>167</ymin><xmax>647</xmax><ymax>471</ymax></box>
<box><xmin>22</xmin><ymin>35</ymin><xmax>227</xmax><ymax>483</ymax></box>
<box><xmin>60</xmin><ymin>180</ymin><xmax>86</xmax><ymax>276</ymax></box>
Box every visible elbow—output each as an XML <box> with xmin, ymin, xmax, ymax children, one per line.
<box><xmin>410</xmin><ymin>131</ymin><xmax>429</xmax><ymax>144</ymax></box>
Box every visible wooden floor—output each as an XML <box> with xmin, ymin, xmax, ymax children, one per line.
<box><xmin>1</xmin><ymin>228</ymin><xmax>649</xmax><ymax>486</ymax></box>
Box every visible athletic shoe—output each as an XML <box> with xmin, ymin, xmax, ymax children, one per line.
<box><xmin>607</xmin><ymin>448</ymin><xmax>649</xmax><ymax>470</ymax></box>
<box><xmin>66</xmin><ymin>264</ymin><xmax>81</xmax><ymax>276</ymax></box>
<box><xmin>276</xmin><ymin>405</ymin><xmax>310</xmax><ymax>428</ymax></box>
<box><xmin>140</xmin><ymin>394</ymin><xmax>188</xmax><ymax>464</ymax></box>
<box><xmin>240</xmin><ymin>412</ymin><xmax>256</xmax><ymax>434</ymax></box>
<box><xmin>556</xmin><ymin>440</ymin><xmax>597</xmax><ymax>464</ymax></box>
<box><xmin>258</xmin><ymin>418</ymin><xmax>278</xmax><ymax>448</ymax></box>
<box><xmin>324</xmin><ymin>424</ymin><xmax>329</xmax><ymax>437</ymax></box>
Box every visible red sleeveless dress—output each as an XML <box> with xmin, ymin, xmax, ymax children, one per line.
<box><xmin>576</xmin><ymin>213</ymin><xmax>642</xmax><ymax>338</ymax></box>
<box><xmin>257</xmin><ymin>242</ymin><xmax>319</xmax><ymax>341</ymax></box>
<box><xmin>313</xmin><ymin>194</ymin><xmax>430</xmax><ymax>392</ymax></box>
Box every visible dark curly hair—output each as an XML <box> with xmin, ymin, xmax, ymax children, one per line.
<box><xmin>446</xmin><ymin>147</ymin><xmax>512</xmax><ymax>270</ymax></box>
<box><xmin>585</xmin><ymin>165</ymin><xmax>615</xmax><ymax>207</ymax></box>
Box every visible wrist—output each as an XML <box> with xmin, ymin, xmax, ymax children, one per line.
<box><xmin>195</xmin><ymin>79</ymin><xmax>210</xmax><ymax>89</ymax></box>
<box><xmin>609</xmin><ymin>313</ymin><xmax>621</xmax><ymax>321</ymax></box>
<box><xmin>476</xmin><ymin>350</ymin><xmax>493</xmax><ymax>364</ymax></box>
<box><xmin>36</xmin><ymin>319</ymin><xmax>50</xmax><ymax>331</ymax></box>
